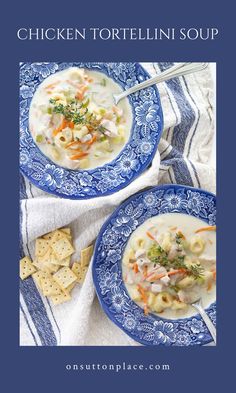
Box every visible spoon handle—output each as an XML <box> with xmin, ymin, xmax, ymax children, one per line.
<box><xmin>192</xmin><ymin>301</ymin><xmax>217</xmax><ymax>344</ymax></box>
<box><xmin>113</xmin><ymin>62</ymin><xmax>208</xmax><ymax>104</ymax></box>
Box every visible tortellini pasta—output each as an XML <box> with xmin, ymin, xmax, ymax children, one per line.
<box><xmin>147</xmin><ymin>292</ymin><xmax>156</xmax><ymax>308</ymax></box>
<box><xmin>67</xmin><ymin>67</ymin><xmax>85</xmax><ymax>82</ymax></box>
<box><xmin>153</xmin><ymin>292</ymin><xmax>173</xmax><ymax>313</ymax></box>
<box><xmin>123</xmin><ymin>248</ymin><xmax>135</xmax><ymax>266</ymax></box>
<box><xmin>171</xmin><ymin>299</ymin><xmax>187</xmax><ymax>310</ymax></box>
<box><xmin>49</xmin><ymin>93</ymin><xmax>67</xmax><ymax>106</ymax></box>
<box><xmin>178</xmin><ymin>276</ymin><xmax>195</xmax><ymax>289</ymax></box>
<box><xmin>73</xmin><ymin>126</ymin><xmax>89</xmax><ymax>140</ymax></box>
<box><xmin>160</xmin><ymin>232</ymin><xmax>172</xmax><ymax>252</ymax></box>
<box><xmin>189</xmin><ymin>235</ymin><xmax>205</xmax><ymax>255</ymax></box>
<box><xmin>141</xmin><ymin>292</ymin><xmax>174</xmax><ymax>314</ymax></box>
<box><xmin>130</xmin><ymin>236</ymin><xmax>149</xmax><ymax>251</ymax></box>
<box><xmin>55</xmin><ymin>127</ymin><xmax>73</xmax><ymax>147</ymax></box>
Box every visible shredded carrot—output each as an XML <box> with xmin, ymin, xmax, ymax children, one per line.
<box><xmin>132</xmin><ymin>263</ymin><xmax>139</xmax><ymax>274</ymax></box>
<box><xmin>138</xmin><ymin>284</ymin><xmax>149</xmax><ymax>315</ymax></box>
<box><xmin>146</xmin><ymin>270</ymin><xmax>158</xmax><ymax>279</ymax></box>
<box><xmin>195</xmin><ymin>225</ymin><xmax>216</xmax><ymax>234</ymax></box>
<box><xmin>207</xmin><ymin>282</ymin><xmax>212</xmax><ymax>291</ymax></box>
<box><xmin>52</xmin><ymin>119</ymin><xmax>68</xmax><ymax>137</ymax></box>
<box><xmin>177</xmin><ymin>231</ymin><xmax>186</xmax><ymax>240</ymax></box>
<box><xmin>76</xmin><ymin>85</ymin><xmax>88</xmax><ymax>101</ymax></box>
<box><xmin>167</xmin><ymin>269</ymin><xmax>186</xmax><ymax>276</ymax></box>
<box><xmin>52</xmin><ymin>119</ymin><xmax>75</xmax><ymax>137</ymax></box>
<box><xmin>84</xmin><ymin>75</ymin><xmax>93</xmax><ymax>83</ymax></box>
<box><xmin>68</xmin><ymin>134</ymin><xmax>96</xmax><ymax>148</ymax></box>
<box><xmin>87</xmin><ymin>124</ymin><xmax>94</xmax><ymax>132</ymax></box>
<box><xmin>143</xmin><ymin>265</ymin><xmax>148</xmax><ymax>278</ymax></box>
<box><xmin>45</xmin><ymin>81</ymin><xmax>59</xmax><ymax>90</ymax></box>
<box><xmin>146</xmin><ymin>231</ymin><xmax>156</xmax><ymax>240</ymax></box>
<box><xmin>85</xmin><ymin>134</ymin><xmax>97</xmax><ymax>145</ymax></box>
<box><xmin>68</xmin><ymin>121</ymin><xmax>74</xmax><ymax>129</ymax></box>
<box><xmin>147</xmin><ymin>269</ymin><xmax>185</xmax><ymax>282</ymax></box>
<box><xmin>144</xmin><ymin>305</ymin><xmax>149</xmax><ymax>315</ymax></box>
<box><xmin>137</xmin><ymin>285</ymin><xmax>149</xmax><ymax>315</ymax></box>
<box><xmin>137</xmin><ymin>284</ymin><xmax>148</xmax><ymax>303</ymax></box>
<box><xmin>212</xmin><ymin>270</ymin><xmax>216</xmax><ymax>280</ymax></box>
<box><xmin>66</xmin><ymin>141</ymin><xmax>81</xmax><ymax>149</ymax></box>
<box><xmin>170</xmin><ymin>226</ymin><xmax>177</xmax><ymax>230</ymax></box>
<box><xmin>69</xmin><ymin>152</ymin><xmax>89</xmax><ymax>160</ymax></box>
<box><xmin>70</xmin><ymin>147</ymin><xmax>89</xmax><ymax>153</ymax></box>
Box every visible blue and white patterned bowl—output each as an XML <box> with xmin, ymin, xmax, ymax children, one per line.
<box><xmin>19</xmin><ymin>62</ymin><xmax>163</xmax><ymax>199</ymax></box>
<box><xmin>92</xmin><ymin>184</ymin><xmax>216</xmax><ymax>346</ymax></box>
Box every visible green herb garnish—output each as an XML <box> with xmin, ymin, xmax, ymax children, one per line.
<box><xmin>188</xmin><ymin>264</ymin><xmax>205</xmax><ymax>278</ymax></box>
<box><xmin>147</xmin><ymin>244</ymin><xmax>169</xmax><ymax>267</ymax></box>
<box><xmin>81</xmin><ymin>98</ymin><xmax>90</xmax><ymax>108</ymax></box>
<box><xmin>169</xmin><ymin>285</ymin><xmax>180</xmax><ymax>292</ymax></box>
<box><xmin>101</xmin><ymin>78</ymin><xmax>106</xmax><ymax>87</ymax></box>
<box><xmin>147</xmin><ymin>243</ymin><xmax>204</xmax><ymax>279</ymax></box>
<box><xmin>175</xmin><ymin>232</ymin><xmax>182</xmax><ymax>245</ymax></box>
<box><xmin>49</xmin><ymin>98</ymin><xmax>89</xmax><ymax>125</ymax></box>
<box><xmin>97</xmin><ymin>125</ymin><xmax>108</xmax><ymax>135</ymax></box>
<box><xmin>36</xmin><ymin>134</ymin><xmax>43</xmax><ymax>143</ymax></box>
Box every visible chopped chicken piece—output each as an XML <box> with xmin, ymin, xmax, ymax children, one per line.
<box><xmin>100</xmin><ymin>119</ymin><xmax>118</xmax><ymax>137</ymax></box>
<box><xmin>135</xmin><ymin>249</ymin><xmax>146</xmax><ymax>259</ymax></box>
<box><xmin>151</xmin><ymin>283</ymin><xmax>163</xmax><ymax>293</ymax></box>
<box><xmin>160</xmin><ymin>275</ymin><xmax>170</xmax><ymax>285</ymax></box>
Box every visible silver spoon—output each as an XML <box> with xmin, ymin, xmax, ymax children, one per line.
<box><xmin>191</xmin><ymin>297</ymin><xmax>216</xmax><ymax>344</ymax></box>
<box><xmin>113</xmin><ymin>62</ymin><xmax>209</xmax><ymax>105</ymax></box>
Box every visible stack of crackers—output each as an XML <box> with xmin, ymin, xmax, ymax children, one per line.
<box><xmin>19</xmin><ymin>227</ymin><xmax>93</xmax><ymax>305</ymax></box>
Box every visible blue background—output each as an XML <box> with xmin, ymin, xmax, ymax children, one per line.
<box><xmin>0</xmin><ymin>0</ymin><xmax>234</xmax><ymax>391</ymax></box>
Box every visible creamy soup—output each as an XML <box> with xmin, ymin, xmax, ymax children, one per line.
<box><xmin>122</xmin><ymin>213</ymin><xmax>216</xmax><ymax>320</ymax></box>
<box><xmin>29</xmin><ymin>67</ymin><xmax>132</xmax><ymax>170</ymax></box>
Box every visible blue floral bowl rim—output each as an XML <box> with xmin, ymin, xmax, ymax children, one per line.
<box><xmin>20</xmin><ymin>62</ymin><xmax>164</xmax><ymax>199</ymax></box>
<box><xmin>92</xmin><ymin>184</ymin><xmax>216</xmax><ymax>346</ymax></box>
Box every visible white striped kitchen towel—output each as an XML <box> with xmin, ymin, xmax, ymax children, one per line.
<box><xmin>20</xmin><ymin>62</ymin><xmax>216</xmax><ymax>346</ymax></box>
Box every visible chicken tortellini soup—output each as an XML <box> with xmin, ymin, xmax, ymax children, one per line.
<box><xmin>122</xmin><ymin>213</ymin><xmax>216</xmax><ymax>319</ymax></box>
<box><xmin>29</xmin><ymin>67</ymin><xmax>132</xmax><ymax>169</ymax></box>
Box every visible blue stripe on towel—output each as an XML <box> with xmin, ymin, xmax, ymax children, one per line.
<box><xmin>19</xmin><ymin>181</ymin><xmax>58</xmax><ymax>346</ymax></box>
<box><xmin>20</xmin><ymin>278</ymin><xmax>57</xmax><ymax>346</ymax></box>
<box><xmin>157</xmin><ymin>62</ymin><xmax>196</xmax><ymax>186</ymax></box>
<box><xmin>158</xmin><ymin>62</ymin><xmax>196</xmax><ymax>154</ymax></box>
<box><xmin>189</xmin><ymin>160</ymin><xmax>201</xmax><ymax>188</ymax></box>
<box><xmin>20</xmin><ymin>174</ymin><xmax>61</xmax><ymax>342</ymax></box>
<box><xmin>24</xmin><ymin>199</ymin><xmax>61</xmax><ymax>342</ymax></box>
<box><xmin>162</xmin><ymin>147</ymin><xmax>194</xmax><ymax>186</ymax></box>
<box><xmin>45</xmin><ymin>298</ymin><xmax>61</xmax><ymax>341</ymax></box>
<box><xmin>20</xmin><ymin>304</ymin><xmax>38</xmax><ymax>346</ymax></box>
<box><xmin>182</xmin><ymin>77</ymin><xmax>200</xmax><ymax>158</ymax></box>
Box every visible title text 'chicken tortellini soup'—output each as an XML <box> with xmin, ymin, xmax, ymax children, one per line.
<box><xmin>29</xmin><ymin>67</ymin><xmax>132</xmax><ymax>170</ymax></box>
<box><xmin>122</xmin><ymin>213</ymin><xmax>216</xmax><ymax>319</ymax></box>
